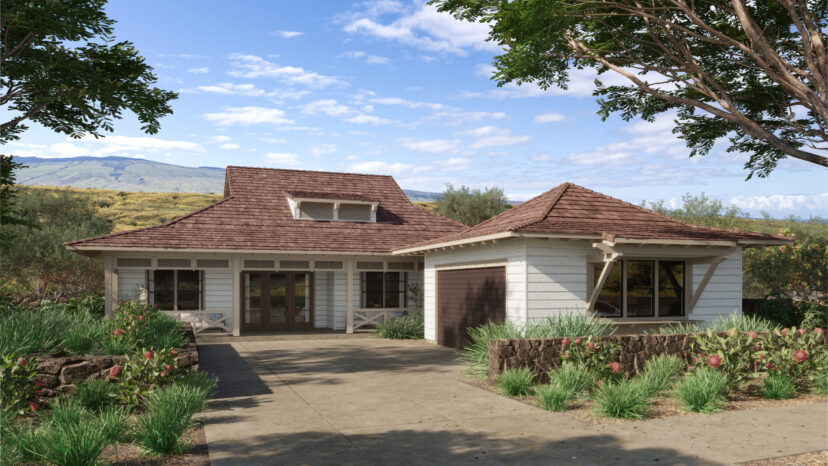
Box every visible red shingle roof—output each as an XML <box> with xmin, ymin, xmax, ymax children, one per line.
<box><xmin>403</xmin><ymin>183</ymin><xmax>788</xmax><ymax>250</ymax></box>
<box><xmin>66</xmin><ymin>166</ymin><xmax>465</xmax><ymax>253</ymax></box>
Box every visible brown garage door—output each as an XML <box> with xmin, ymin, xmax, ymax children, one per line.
<box><xmin>437</xmin><ymin>266</ymin><xmax>506</xmax><ymax>348</ymax></box>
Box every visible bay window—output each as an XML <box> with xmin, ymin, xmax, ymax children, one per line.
<box><xmin>592</xmin><ymin>260</ymin><xmax>685</xmax><ymax>318</ymax></box>
<box><xmin>149</xmin><ymin>270</ymin><xmax>203</xmax><ymax>310</ymax></box>
<box><xmin>360</xmin><ymin>272</ymin><xmax>407</xmax><ymax>309</ymax></box>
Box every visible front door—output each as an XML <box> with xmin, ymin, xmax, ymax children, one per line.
<box><xmin>242</xmin><ymin>271</ymin><xmax>313</xmax><ymax>330</ymax></box>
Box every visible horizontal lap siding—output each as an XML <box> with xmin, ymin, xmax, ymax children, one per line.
<box><xmin>315</xmin><ymin>272</ymin><xmax>329</xmax><ymax>328</ymax></box>
<box><xmin>526</xmin><ymin>239</ymin><xmax>592</xmax><ymax>323</ymax></box>
<box><xmin>332</xmin><ymin>271</ymin><xmax>346</xmax><ymax>330</ymax></box>
<box><xmin>691</xmin><ymin>249</ymin><xmax>742</xmax><ymax>322</ymax></box>
<box><xmin>204</xmin><ymin>270</ymin><xmax>233</xmax><ymax>311</ymax></box>
<box><xmin>117</xmin><ymin>270</ymin><xmax>146</xmax><ymax>302</ymax></box>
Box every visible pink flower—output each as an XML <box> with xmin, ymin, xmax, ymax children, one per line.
<box><xmin>113</xmin><ymin>329</ymin><xmax>123</xmax><ymax>337</ymax></box>
<box><xmin>574</xmin><ymin>337</ymin><xmax>582</xmax><ymax>345</ymax></box>
<box><xmin>815</xmin><ymin>328</ymin><xmax>824</xmax><ymax>335</ymax></box>
<box><xmin>109</xmin><ymin>365</ymin><xmax>122</xmax><ymax>378</ymax></box>
<box><xmin>609</xmin><ymin>361</ymin><xmax>621</xmax><ymax>373</ymax></box>
<box><xmin>165</xmin><ymin>364</ymin><xmax>173</xmax><ymax>372</ymax></box>
<box><xmin>765</xmin><ymin>362</ymin><xmax>772</xmax><ymax>370</ymax></box>
<box><xmin>160</xmin><ymin>371</ymin><xmax>168</xmax><ymax>377</ymax></box>
<box><xmin>781</xmin><ymin>328</ymin><xmax>789</xmax><ymax>336</ymax></box>
<box><xmin>794</xmin><ymin>350</ymin><xmax>808</xmax><ymax>363</ymax></box>
<box><xmin>144</xmin><ymin>350</ymin><xmax>154</xmax><ymax>360</ymax></box>
<box><xmin>746</xmin><ymin>331</ymin><xmax>758</xmax><ymax>340</ymax></box>
<box><xmin>17</xmin><ymin>357</ymin><xmax>26</xmax><ymax>367</ymax></box>
<box><xmin>137</xmin><ymin>315</ymin><xmax>144</xmax><ymax>322</ymax></box>
<box><xmin>596</xmin><ymin>379</ymin><xmax>603</xmax><ymax>387</ymax></box>
<box><xmin>118</xmin><ymin>301</ymin><xmax>123</xmax><ymax>305</ymax></box>
<box><xmin>587</xmin><ymin>342</ymin><xmax>595</xmax><ymax>350</ymax></box>
<box><xmin>29</xmin><ymin>402</ymin><xmax>37</xmax><ymax>412</ymax></box>
<box><xmin>707</xmin><ymin>354</ymin><xmax>722</xmax><ymax>369</ymax></box>
<box><xmin>774</xmin><ymin>365</ymin><xmax>780</xmax><ymax>372</ymax></box>
<box><xmin>561</xmin><ymin>338</ymin><xmax>570</xmax><ymax>348</ymax></box>
<box><xmin>757</xmin><ymin>354</ymin><xmax>765</xmax><ymax>360</ymax></box>
<box><xmin>563</xmin><ymin>351</ymin><xmax>570</xmax><ymax>359</ymax></box>
<box><xmin>754</xmin><ymin>344</ymin><xmax>761</xmax><ymax>350</ymax></box>
<box><xmin>798</xmin><ymin>328</ymin><xmax>807</xmax><ymax>335</ymax></box>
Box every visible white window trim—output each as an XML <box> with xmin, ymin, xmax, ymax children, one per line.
<box><xmin>287</xmin><ymin>196</ymin><xmax>378</xmax><ymax>223</ymax></box>
<box><xmin>588</xmin><ymin>259</ymin><xmax>687</xmax><ymax>320</ymax></box>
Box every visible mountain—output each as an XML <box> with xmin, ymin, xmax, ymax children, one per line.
<box><xmin>12</xmin><ymin>156</ymin><xmax>444</xmax><ymax>201</ymax></box>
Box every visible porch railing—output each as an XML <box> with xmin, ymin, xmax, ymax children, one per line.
<box><xmin>353</xmin><ymin>308</ymin><xmax>422</xmax><ymax>330</ymax></box>
<box><xmin>163</xmin><ymin>310</ymin><xmax>232</xmax><ymax>335</ymax></box>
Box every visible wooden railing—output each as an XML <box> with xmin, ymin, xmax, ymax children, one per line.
<box><xmin>353</xmin><ymin>308</ymin><xmax>421</xmax><ymax>330</ymax></box>
<box><xmin>163</xmin><ymin>310</ymin><xmax>232</xmax><ymax>335</ymax></box>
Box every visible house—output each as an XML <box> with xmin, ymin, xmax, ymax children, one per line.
<box><xmin>66</xmin><ymin>167</ymin><xmax>789</xmax><ymax>347</ymax></box>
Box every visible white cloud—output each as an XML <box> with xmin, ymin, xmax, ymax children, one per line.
<box><xmin>196</xmin><ymin>83</ymin><xmax>268</xmax><ymax>96</ymax></box>
<box><xmin>340</xmin><ymin>50</ymin><xmax>390</xmax><ymax>64</ymax></box>
<box><xmin>346</xmin><ymin>155</ymin><xmax>360</xmax><ymax>160</ymax></box>
<box><xmin>159</xmin><ymin>53</ymin><xmax>207</xmax><ymax>59</ymax></box>
<box><xmin>50</xmin><ymin>142</ymin><xmax>89</xmax><ymax>157</ymax></box>
<box><xmin>467</xmin><ymin>65</ymin><xmax>632</xmax><ymax>99</ymax></box>
<box><xmin>728</xmin><ymin>193</ymin><xmax>828</xmax><ymax>213</ymax></box>
<box><xmin>534</xmin><ymin>112</ymin><xmax>566</xmax><ymax>123</ymax></box>
<box><xmin>260</xmin><ymin>137</ymin><xmax>288</xmax><ymax>144</ymax></box>
<box><xmin>265</xmin><ymin>152</ymin><xmax>298</xmax><ymax>165</ymax></box>
<box><xmin>309</xmin><ymin>143</ymin><xmax>338</xmax><ymax>157</ymax></box>
<box><xmin>398</xmin><ymin>137</ymin><xmax>461</xmax><ymax>153</ymax></box>
<box><xmin>345</xmin><ymin>114</ymin><xmax>392</xmax><ymax>126</ymax></box>
<box><xmin>429</xmin><ymin>109</ymin><xmax>506</xmax><ymax>124</ymax></box>
<box><xmin>439</xmin><ymin>157</ymin><xmax>471</xmax><ymax>171</ymax></box>
<box><xmin>273</xmin><ymin>30</ymin><xmax>304</xmax><ymax>38</ymax></box>
<box><xmin>461</xmin><ymin>126</ymin><xmax>531</xmax><ymax>149</ymax></box>
<box><xmin>188</xmin><ymin>67</ymin><xmax>209</xmax><ymax>74</ymax></box>
<box><xmin>299</xmin><ymin>99</ymin><xmax>354</xmax><ymax>117</ymax></box>
<box><xmin>370</xmin><ymin>97</ymin><xmax>445</xmax><ymax>111</ymax></box>
<box><xmin>344</xmin><ymin>3</ymin><xmax>498</xmax><ymax>55</ymax></box>
<box><xmin>228</xmin><ymin>54</ymin><xmax>345</xmax><ymax>88</ymax></box>
<box><xmin>75</xmin><ymin>135</ymin><xmax>203</xmax><ymax>156</ymax></box>
<box><xmin>203</xmin><ymin>107</ymin><xmax>294</xmax><ymax>126</ymax></box>
<box><xmin>209</xmin><ymin>135</ymin><xmax>232</xmax><ymax>143</ymax></box>
<box><xmin>350</xmin><ymin>160</ymin><xmax>431</xmax><ymax>175</ymax></box>
<box><xmin>220</xmin><ymin>143</ymin><xmax>241</xmax><ymax>150</ymax></box>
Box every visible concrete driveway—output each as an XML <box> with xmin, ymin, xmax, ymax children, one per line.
<box><xmin>199</xmin><ymin>338</ymin><xmax>827</xmax><ymax>466</ymax></box>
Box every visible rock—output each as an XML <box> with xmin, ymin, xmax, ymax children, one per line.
<box><xmin>34</xmin><ymin>373</ymin><xmax>59</xmax><ymax>388</ymax></box>
<box><xmin>59</xmin><ymin>361</ymin><xmax>96</xmax><ymax>385</ymax></box>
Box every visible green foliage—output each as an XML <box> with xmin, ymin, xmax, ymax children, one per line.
<box><xmin>691</xmin><ymin>329</ymin><xmax>761</xmax><ymax>391</ymax></box>
<box><xmin>751</xmin><ymin>297</ymin><xmax>828</xmax><ymax>329</ymax></box>
<box><xmin>706</xmin><ymin>313</ymin><xmax>781</xmax><ymax>333</ymax></box>
<box><xmin>62</xmin><ymin>320</ymin><xmax>107</xmax><ymax>355</ymax></box>
<box><xmin>646</xmin><ymin>321</ymin><xmax>701</xmax><ymax>334</ymax></box>
<box><xmin>760</xmin><ymin>374</ymin><xmax>798</xmax><ymax>400</ymax></box>
<box><xmin>0</xmin><ymin>354</ymin><xmax>38</xmax><ymax>415</ymax></box>
<box><xmin>535</xmin><ymin>384</ymin><xmax>573</xmax><ymax>411</ymax></box>
<box><xmin>74</xmin><ymin>378</ymin><xmax>117</xmax><ymax>412</ymax></box>
<box><xmin>675</xmin><ymin>369</ymin><xmax>728</xmax><ymax>413</ymax></box>
<box><xmin>178</xmin><ymin>371</ymin><xmax>218</xmax><ymax>396</ymax></box>
<box><xmin>496</xmin><ymin>367</ymin><xmax>535</xmax><ymax>397</ymax></box>
<box><xmin>433</xmin><ymin>1</ymin><xmax>828</xmax><ymax>176</ymax></box>
<box><xmin>434</xmin><ymin>184</ymin><xmax>510</xmax><ymax>226</ymax></box>
<box><xmin>134</xmin><ymin>384</ymin><xmax>210</xmax><ymax>454</ymax></box>
<box><xmin>101</xmin><ymin>335</ymin><xmax>131</xmax><ymax>356</ymax></box>
<box><xmin>0</xmin><ymin>0</ymin><xmax>177</xmax><ymax>143</ymax></box>
<box><xmin>756</xmin><ymin>327</ymin><xmax>828</xmax><ymax>388</ymax></box>
<box><xmin>111</xmin><ymin>348</ymin><xmax>179</xmax><ymax>406</ymax></box>
<box><xmin>0</xmin><ymin>155</ymin><xmax>36</xmax><ymax>250</ymax></box>
<box><xmin>143</xmin><ymin>313</ymin><xmax>189</xmax><ymax>349</ymax></box>
<box><xmin>459</xmin><ymin>320</ymin><xmax>524</xmax><ymax>375</ymax></box>
<box><xmin>525</xmin><ymin>313</ymin><xmax>617</xmax><ymax>339</ymax></box>
<box><xmin>376</xmin><ymin>312</ymin><xmax>425</xmax><ymax>339</ymax></box>
<box><xmin>813</xmin><ymin>368</ymin><xmax>828</xmax><ymax>395</ymax></box>
<box><xmin>560</xmin><ymin>336</ymin><xmax>623</xmax><ymax>382</ymax></box>
<box><xmin>590</xmin><ymin>379</ymin><xmax>651</xmax><ymax>420</ymax></box>
<box><xmin>547</xmin><ymin>364</ymin><xmax>595</xmax><ymax>395</ymax></box>
<box><xmin>639</xmin><ymin>355</ymin><xmax>686</xmax><ymax>398</ymax></box>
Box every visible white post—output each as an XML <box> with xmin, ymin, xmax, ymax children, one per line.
<box><xmin>232</xmin><ymin>256</ymin><xmax>241</xmax><ymax>336</ymax></box>
<box><xmin>104</xmin><ymin>255</ymin><xmax>117</xmax><ymax>318</ymax></box>
<box><xmin>346</xmin><ymin>258</ymin><xmax>355</xmax><ymax>333</ymax></box>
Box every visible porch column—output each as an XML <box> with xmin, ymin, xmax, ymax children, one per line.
<box><xmin>104</xmin><ymin>255</ymin><xmax>117</xmax><ymax>318</ymax></box>
<box><xmin>232</xmin><ymin>256</ymin><xmax>241</xmax><ymax>336</ymax></box>
<box><xmin>346</xmin><ymin>258</ymin><xmax>355</xmax><ymax>333</ymax></box>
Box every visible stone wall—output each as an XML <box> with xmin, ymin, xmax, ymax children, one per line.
<box><xmin>33</xmin><ymin>325</ymin><xmax>199</xmax><ymax>401</ymax></box>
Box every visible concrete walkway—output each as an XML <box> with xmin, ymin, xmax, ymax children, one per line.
<box><xmin>199</xmin><ymin>339</ymin><xmax>828</xmax><ymax>466</ymax></box>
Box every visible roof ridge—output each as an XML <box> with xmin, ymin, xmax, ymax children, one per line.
<box><xmin>65</xmin><ymin>196</ymin><xmax>236</xmax><ymax>246</ymax></box>
<box><xmin>226</xmin><ymin>165</ymin><xmax>396</xmax><ymax>179</ymax></box>
<box><xmin>512</xmin><ymin>182</ymin><xmax>571</xmax><ymax>231</ymax></box>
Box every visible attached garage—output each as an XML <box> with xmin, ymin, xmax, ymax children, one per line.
<box><xmin>436</xmin><ymin>266</ymin><xmax>506</xmax><ymax>348</ymax></box>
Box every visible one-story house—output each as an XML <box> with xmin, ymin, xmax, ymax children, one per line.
<box><xmin>67</xmin><ymin>166</ymin><xmax>789</xmax><ymax>347</ymax></box>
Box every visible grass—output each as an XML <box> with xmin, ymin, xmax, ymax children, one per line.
<box><xmin>179</xmin><ymin>370</ymin><xmax>219</xmax><ymax>395</ymax></box>
<box><xmin>142</xmin><ymin>314</ymin><xmax>189</xmax><ymax>349</ymax></box>
<box><xmin>535</xmin><ymin>384</ymin><xmax>573</xmax><ymax>411</ymax></box>
<box><xmin>459</xmin><ymin>320</ymin><xmax>524</xmax><ymax>375</ymax></box>
<box><xmin>590</xmin><ymin>379</ymin><xmax>651</xmax><ymax>420</ymax></box>
<box><xmin>647</xmin><ymin>322</ymin><xmax>701</xmax><ymax>334</ymax></box>
<box><xmin>639</xmin><ymin>355</ymin><xmax>686</xmax><ymax>398</ymax></box>
<box><xmin>496</xmin><ymin>368</ymin><xmax>535</xmax><ymax>397</ymax></box>
<box><xmin>548</xmin><ymin>364</ymin><xmax>595</xmax><ymax>395</ymax></box>
<box><xmin>526</xmin><ymin>313</ymin><xmax>617</xmax><ymax>339</ymax></box>
<box><xmin>760</xmin><ymin>374</ymin><xmax>797</xmax><ymax>400</ymax></box>
<box><xmin>75</xmin><ymin>379</ymin><xmax>118</xmax><ymax>412</ymax></box>
<box><xmin>133</xmin><ymin>384</ymin><xmax>211</xmax><ymax>454</ymax></box>
<box><xmin>376</xmin><ymin>312</ymin><xmax>424</xmax><ymax>339</ymax></box>
<box><xmin>675</xmin><ymin>369</ymin><xmax>728</xmax><ymax>413</ymax></box>
<box><xmin>705</xmin><ymin>313</ymin><xmax>781</xmax><ymax>333</ymax></box>
<box><xmin>814</xmin><ymin>371</ymin><xmax>828</xmax><ymax>395</ymax></box>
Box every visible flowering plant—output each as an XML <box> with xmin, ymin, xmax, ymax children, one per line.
<box><xmin>561</xmin><ymin>335</ymin><xmax>622</xmax><ymax>381</ymax></box>
<box><xmin>756</xmin><ymin>326</ymin><xmax>828</xmax><ymax>388</ymax></box>
<box><xmin>105</xmin><ymin>300</ymin><xmax>160</xmax><ymax>350</ymax></box>
<box><xmin>110</xmin><ymin>347</ymin><xmax>179</xmax><ymax>406</ymax></box>
<box><xmin>0</xmin><ymin>354</ymin><xmax>39</xmax><ymax>415</ymax></box>
<box><xmin>691</xmin><ymin>329</ymin><xmax>760</xmax><ymax>391</ymax></box>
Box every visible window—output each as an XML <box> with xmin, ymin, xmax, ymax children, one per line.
<box><xmin>338</xmin><ymin>203</ymin><xmax>371</xmax><ymax>221</ymax></box>
<box><xmin>592</xmin><ymin>260</ymin><xmax>685</xmax><ymax>318</ymax></box>
<box><xmin>299</xmin><ymin>202</ymin><xmax>334</xmax><ymax>220</ymax></box>
<box><xmin>360</xmin><ymin>272</ymin><xmax>407</xmax><ymax>309</ymax></box>
<box><xmin>150</xmin><ymin>270</ymin><xmax>202</xmax><ymax>310</ymax></box>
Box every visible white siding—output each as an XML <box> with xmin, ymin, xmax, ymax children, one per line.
<box><xmin>690</xmin><ymin>248</ymin><xmax>743</xmax><ymax>322</ymax></box>
<box><xmin>117</xmin><ymin>270</ymin><xmax>146</xmax><ymax>302</ymax></box>
<box><xmin>331</xmin><ymin>271</ymin><xmax>347</xmax><ymax>330</ymax></box>
<box><xmin>204</xmin><ymin>270</ymin><xmax>233</xmax><ymax>310</ymax></box>
<box><xmin>314</xmin><ymin>272</ymin><xmax>329</xmax><ymax>328</ymax></box>
<box><xmin>525</xmin><ymin>238</ymin><xmax>592</xmax><ymax>323</ymax></box>
<box><xmin>423</xmin><ymin>239</ymin><xmax>527</xmax><ymax>342</ymax></box>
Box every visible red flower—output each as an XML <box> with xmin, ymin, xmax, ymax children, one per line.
<box><xmin>575</xmin><ymin>337</ymin><xmax>582</xmax><ymax>345</ymax></box>
<box><xmin>113</xmin><ymin>329</ymin><xmax>123</xmax><ymax>337</ymax></box>
<box><xmin>746</xmin><ymin>331</ymin><xmax>758</xmax><ymax>340</ymax></box>
<box><xmin>815</xmin><ymin>328</ymin><xmax>824</xmax><ymax>335</ymax></box>
<box><xmin>757</xmin><ymin>354</ymin><xmax>765</xmax><ymax>360</ymax></box>
<box><xmin>33</xmin><ymin>380</ymin><xmax>42</xmax><ymax>387</ymax></box>
<box><xmin>707</xmin><ymin>354</ymin><xmax>722</xmax><ymax>369</ymax></box>
<box><xmin>137</xmin><ymin>315</ymin><xmax>144</xmax><ymax>322</ymax></box>
<box><xmin>561</xmin><ymin>338</ymin><xmax>570</xmax><ymax>348</ymax></box>
<box><xmin>29</xmin><ymin>402</ymin><xmax>37</xmax><ymax>412</ymax></box>
<box><xmin>118</xmin><ymin>301</ymin><xmax>123</xmax><ymax>305</ymax></box>
<box><xmin>587</xmin><ymin>342</ymin><xmax>595</xmax><ymax>350</ymax></box>
<box><xmin>144</xmin><ymin>350</ymin><xmax>154</xmax><ymax>360</ymax></box>
<box><xmin>170</xmin><ymin>350</ymin><xmax>177</xmax><ymax>356</ymax></box>
<box><xmin>609</xmin><ymin>361</ymin><xmax>621</xmax><ymax>373</ymax></box>
<box><xmin>563</xmin><ymin>351</ymin><xmax>570</xmax><ymax>359</ymax></box>
<box><xmin>728</xmin><ymin>329</ymin><xmax>737</xmax><ymax>337</ymax></box>
<box><xmin>160</xmin><ymin>370</ymin><xmax>168</xmax><ymax>377</ymax></box>
<box><xmin>798</xmin><ymin>328</ymin><xmax>807</xmax><ymax>335</ymax></box>
<box><xmin>774</xmin><ymin>365</ymin><xmax>780</xmax><ymax>372</ymax></box>
<box><xmin>596</xmin><ymin>379</ymin><xmax>603</xmax><ymax>387</ymax></box>
<box><xmin>794</xmin><ymin>350</ymin><xmax>808</xmax><ymax>363</ymax></box>
<box><xmin>17</xmin><ymin>357</ymin><xmax>26</xmax><ymax>367</ymax></box>
<box><xmin>781</xmin><ymin>328</ymin><xmax>789</xmax><ymax>336</ymax></box>
<box><xmin>165</xmin><ymin>364</ymin><xmax>173</xmax><ymax>372</ymax></box>
<box><xmin>765</xmin><ymin>362</ymin><xmax>772</xmax><ymax>370</ymax></box>
<box><xmin>109</xmin><ymin>365</ymin><xmax>122</xmax><ymax>378</ymax></box>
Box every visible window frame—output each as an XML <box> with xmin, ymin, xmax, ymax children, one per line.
<box><xmin>360</xmin><ymin>271</ymin><xmax>408</xmax><ymax>309</ymax></box>
<box><xmin>589</xmin><ymin>259</ymin><xmax>686</xmax><ymax>320</ymax></box>
<box><xmin>148</xmin><ymin>269</ymin><xmax>204</xmax><ymax>311</ymax></box>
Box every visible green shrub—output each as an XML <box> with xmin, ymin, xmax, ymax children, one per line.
<box><xmin>496</xmin><ymin>367</ymin><xmax>535</xmax><ymax>397</ymax></box>
<box><xmin>143</xmin><ymin>314</ymin><xmax>189</xmax><ymax>349</ymax></box>
<box><xmin>547</xmin><ymin>364</ymin><xmax>595</xmax><ymax>395</ymax></box>
<box><xmin>101</xmin><ymin>335</ymin><xmax>131</xmax><ymax>355</ymax></box>
<box><xmin>561</xmin><ymin>336</ymin><xmax>623</xmax><ymax>382</ymax></box>
<box><xmin>757</xmin><ymin>327</ymin><xmax>828</xmax><ymax>388</ymax></box>
<box><xmin>646</xmin><ymin>322</ymin><xmax>700</xmax><ymax>334</ymax></box>
<box><xmin>800</xmin><ymin>300</ymin><xmax>828</xmax><ymax>329</ymax></box>
<box><xmin>0</xmin><ymin>309</ymin><xmax>75</xmax><ymax>356</ymax></box>
<box><xmin>675</xmin><ymin>368</ymin><xmax>728</xmax><ymax>413</ymax></box>
<box><xmin>760</xmin><ymin>374</ymin><xmax>797</xmax><ymax>400</ymax></box>
<box><xmin>691</xmin><ymin>328</ymin><xmax>760</xmax><ymax>391</ymax></box>
<box><xmin>96</xmin><ymin>405</ymin><xmax>131</xmax><ymax>443</ymax></box>
<box><xmin>590</xmin><ymin>379</ymin><xmax>651</xmax><ymax>420</ymax></box>
<box><xmin>459</xmin><ymin>320</ymin><xmax>524</xmax><ymax>375</ymax></box>
<box><xmin>639</xmin><ymin>355</ymin><xmax>686</xmax><ymax>398</ymax></box>
<box><xmin>111</xmin><ymin>348</ymin><xmax>179</xmax><ymax>406</ymax></box>
<box><xmin>63</xmin><ymin>320</ymin><xmax>107</xmax><ymax>355</ymax></box>
<box><xmin>376</xmin><ymin>312</ymin><xmax>424</xmax><ymax>339</ymax></box>
<box><xmin>526</xmin><ymin>313</ymin><xmax>617</xmax><ymax>338</ymax></box>
<box><xmin>0</xmin><ymin>354</ymin><xmax>38</xmax><ymax>415</ymax></box>
<box><xmin>706</xmin><ymin>313</ymin><xmax>780</xmax><ymax>333</ymax></box>
<box><xmin>74</xmin><ymin>378</ymin><xmax>117</xmax><ymax>412</ymax></box>
<box><xmin>813</xmin><ymin>370</ymin><xmax>828</xmax><ymax>395</ymax></box>
<box><xmin>134</xmin><ymin>384</ymin><xmax>210</xmax><ymax>454</ymax></box>
<box><xmin>107</xmin><ymin>300</ymin><xmax>161</xmax><ymax>349</ymax></box>
<box><xmin>535</xmin><ymin>384</ymin><xmax>572</xmax><ymax>411</ymax></box>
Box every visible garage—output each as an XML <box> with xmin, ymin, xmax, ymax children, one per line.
<box><xmin>436</xmin><ymin>266</ymin><xmax>506</xmax><ymax>348</ymax></box>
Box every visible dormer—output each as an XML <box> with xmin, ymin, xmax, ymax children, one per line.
<box><xmin>286</xmin><ymin>191</ymin><xmax>379</xmax><ymax>222</ymax></box>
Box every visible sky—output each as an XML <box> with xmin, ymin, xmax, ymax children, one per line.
<box><xmin>4</xmin><ymin>0</ymin><xmax>827</xmax><ymax>218</ymax></box>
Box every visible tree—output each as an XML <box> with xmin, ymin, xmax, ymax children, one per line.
<box><xmin>435</xmin><ymin>184</ymin><xmax>510</xmax><ymax>226</ymax></box>
<box><xmin>434</xmin><ymin>0</ymin><xmax>828</xmax><ymax>177</ymax></box>
<box><xmin>0</xmin><ymin>155</ymin><xmax>35</xmax><ymax>250</ymax></box>
<box><xmin>0</xmin><ymin>0</ymin><xmax>177</xmax><ymax>142</ymax></box>
<box><xmin>644</xmin><ymin>193</ymin><xmax>747</xmax><ymax>229</ymax></box>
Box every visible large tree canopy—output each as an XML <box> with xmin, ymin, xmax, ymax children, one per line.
<box><xmin>0</xmin><ymin>0</ymin><xmax>177</xmax><ymax>143</ymax></box>
<box><xmin>435</xmin><ymin>184</ymin><xmax>510</xmax><ymax>226</ymax></box>
<box><xmin>434</xmin><ymin>0</ymin><xmax>828</xmax><ymax>177</ymax></box>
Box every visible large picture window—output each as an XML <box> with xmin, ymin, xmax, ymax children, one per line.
<box><xmin>592</xmin><ymin>260</ymin><xmax>685</xmax><ymax>318</ymax></box>
<box><xmin>360</xmin><ymin>272</ymin><xmax>407</xmax><ymax>309</ymax></box>
<box><xmin>150</xmin><ymin>270</ymin><xmax>203</xmax><ymax>310</ymax></box>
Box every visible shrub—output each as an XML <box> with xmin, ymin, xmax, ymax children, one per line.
<box><xmin>111</xmin><ymin>348</ymin><xmax>179</xmax><ymax>406</ymax></box>
<box><xmin>459</xmin><ymin>320</ymin><xmax>524</xmax><ymax>375</ymax></box>
<box><xmin>0</xmin><ymin>308</ymin><xmax>79</xmax><ymax>356</ymax></box>
<box><xmin>646</xmin><ymin>322</ymin><xmax>700</xmax><ymax>334</ymax></box>
<box><xmin>62</xmin><ymin>319</ymin><xmax>107</xmax><ymax>355</ymax></box>
<box><xmin>526</xmin><ymin>313</ymin><xmax>617</xmax><ymax>338</ymax></box>
<box><xmin>134</xmin><ymin>384</ymin><xmax>210</xmax><ymax>454</ymax></box>
<box><xmin>142</xmin><ymin>314</ymin><xmax>189</xmax><ymax>349</ymax></box>
<box><xmin>706</xmin><ymin>313</ymin><xmax>780</xmax><ymax>333</ymax></box>
<box><xmin>535</xmin><ymin>384</ymin><xmax>572</xmax><ymax>411</ymax></box>
<box><xmin>101</xmin><ymin>335</ymin><xmax>131</xmax><ymax>355</ymax></box>
<box><xmin>560</xmin><ymin>336</ymin><xmax>623</xmax><ymax>382</ymax></box>
<box><xmin>675</xmin><ymin>369</ymin><xmax>728</xmax><ymax>413</ymax></box>
<box><xmin>547</xmin><ymin>364</ymin><xmax>595</xmax><ymax>395</ymax></box>
<box><xmin>690</xmin><ymin>329</ymin><xmax>760</xmax><ymax>391</ymax></box>
<box><xmin>760</xmin><ymin>374</ymin><xmax>797</xmax><ymax>400</ymax></box>
<box><xmin>756</xmin><ymin>327</ymin><xmax>828</xmax><ymax>388</ymax></box>
<box><xmin>107</xmin><ymin>300</ymin><xmax>160</xmax><ymax>349</ymax></box>
<box><xmin>590</xmin><ymin>379</ymin><xmax>650</xmax><ymax>420</ymax></box>
<box><xmin>376</xmin><ymin>312</ymin><xmax>424</xmax><ymax>339</ymax></box>
<box><xmin>0</xmin><ymin>354</ymin><xmax>38</xmax><ymax>415</ymax></box>
<box><xmin>639</xmin><ymin>355</ymin><xmax>686</xmax><ymax>398</ymax></box>
<box><xmin>74</xmin><ymin>378</ymin><xmax>117</xmax><ymax>412</ymax></box>
<box><xmin>496</xmin><ymin>367</ymin><xmax>535</xmax><ymax>397</ymax></box>
<box><xmin>813</xmin><ymin>371</ymin><xmax>828</xmax><ymax>395</ymax></box>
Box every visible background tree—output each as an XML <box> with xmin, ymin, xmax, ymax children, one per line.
<box><xmin>435</xmin><ymin>184</ymin><xmax>510</xmax><ymax>226</ymax></box>
<box><xmin>0</xmin><ymin>155</ymin><xmax>35</xmax><ymax>250</ymax></box>
<box><xmin>435</xmin><ymin>0</ymin><xmax>828</xmax><ymax>177</ymax></box>
<box><xmin>0</xmin><ymin>0</ymin><xmax>177</xmax><ymax>142</ymax></box>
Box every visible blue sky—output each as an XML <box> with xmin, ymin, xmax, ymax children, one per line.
<box><xmin>5</xmin><ymin>0</ymin><xmax>827</xmax><ymax>218</ymax></box>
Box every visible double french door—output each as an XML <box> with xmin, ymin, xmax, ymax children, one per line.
<box><xmin>242</xmin><ymin>271</ymin><xmax>313</xmax><ymax>330</ymax></box>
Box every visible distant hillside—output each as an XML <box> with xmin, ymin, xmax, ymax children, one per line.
<box><xmin>14</xmin><ymin>156</ymin><xmax>443</xmax><ymax>201</ymax></box>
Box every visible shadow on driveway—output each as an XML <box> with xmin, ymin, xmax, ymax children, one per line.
<box><xmin>198</xmin><ymin>344</ymin><xmax>272</xmax><ymax>399</ymax></box>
